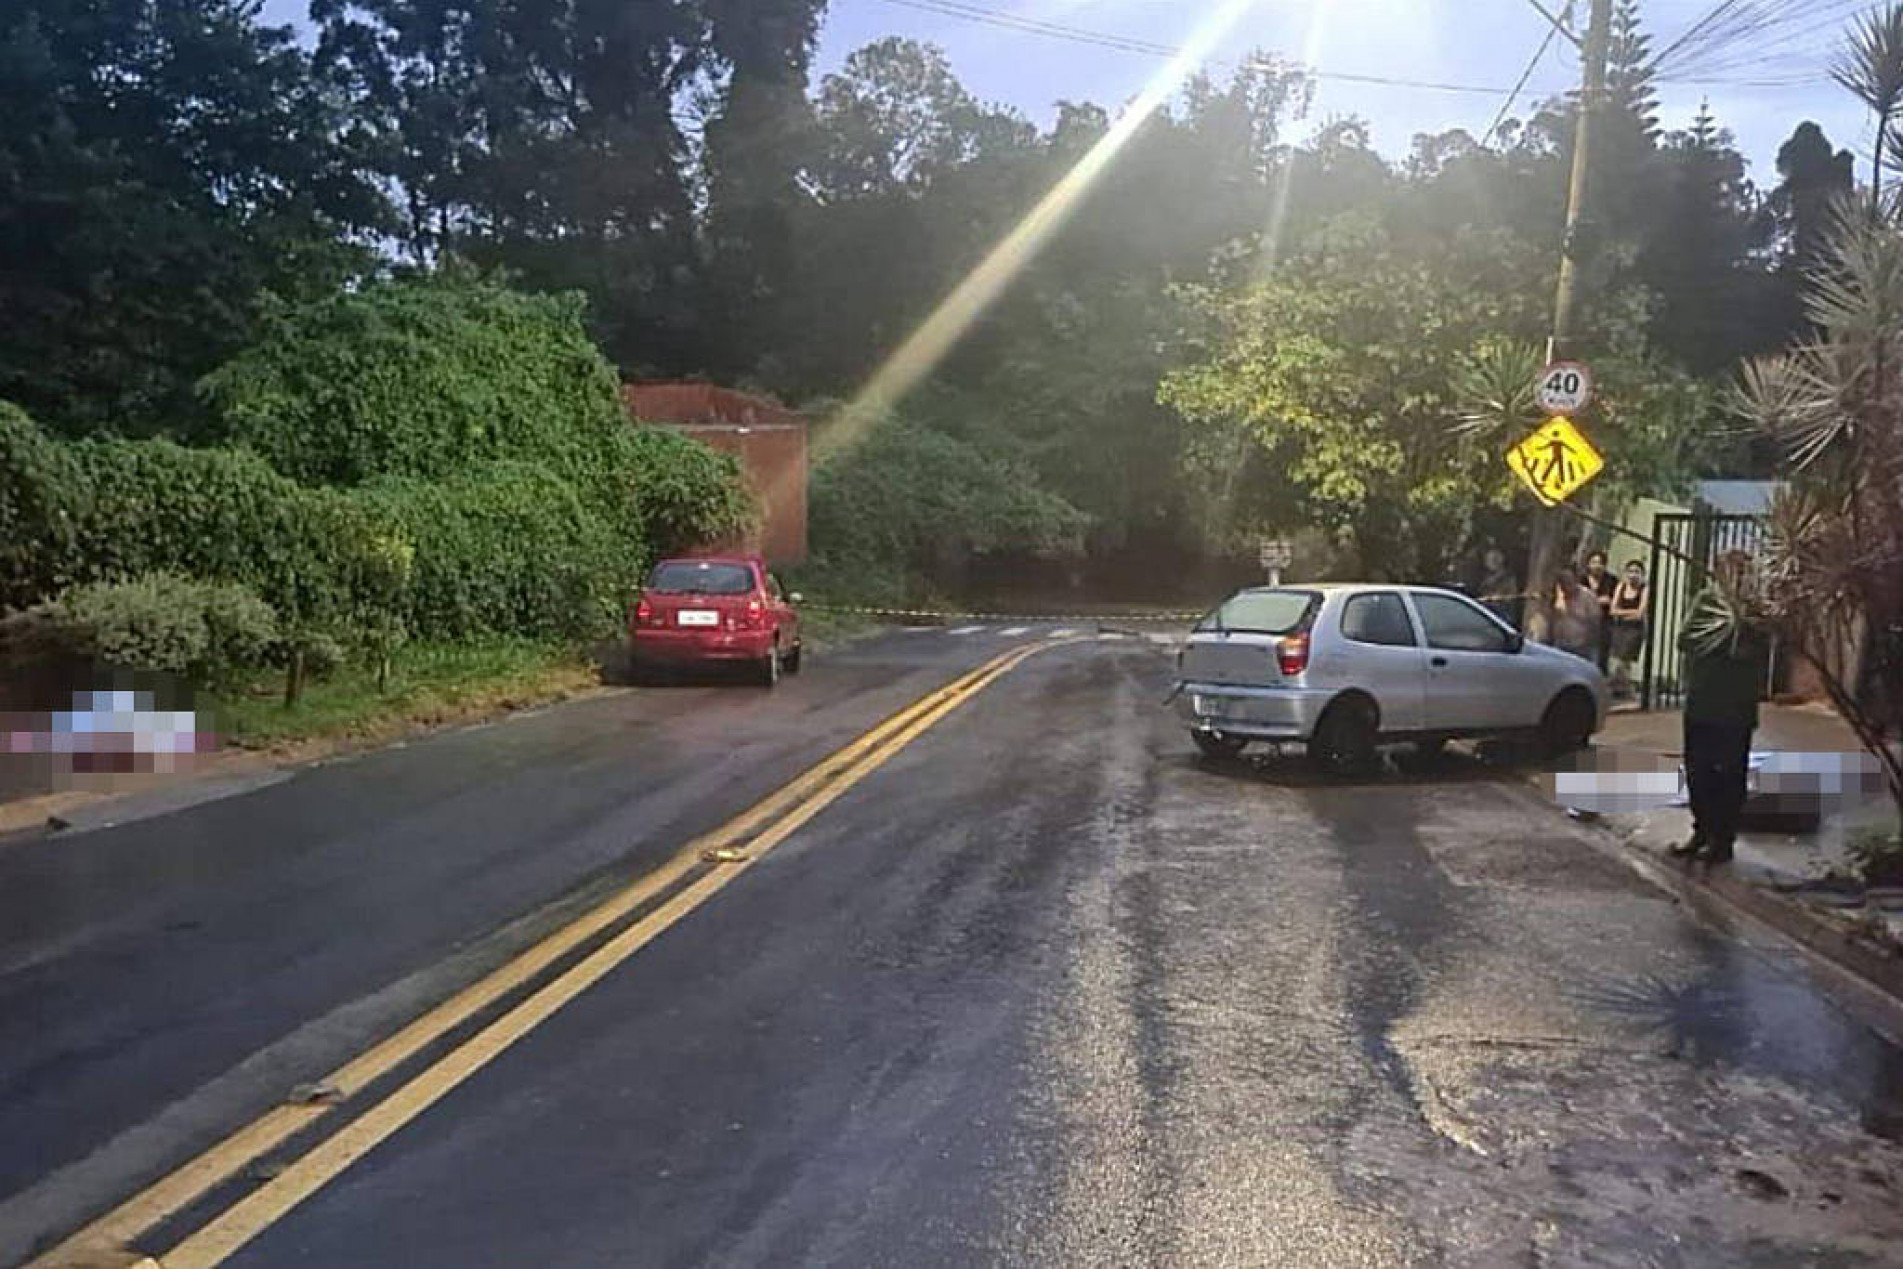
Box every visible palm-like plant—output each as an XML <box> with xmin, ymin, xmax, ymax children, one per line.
<box><xmin>1736</xmin><ymin>207</ymin><xmax>1903</xmax><ymax>835</ymax></box>
<box><xmin>1454</xmin><ymin>338</ymin><xmax>1545</xmax><ymax>437</ymax></box>
<box><xmin>1833</xmin><ymin>3</ymin><xmax>1903</xmax><ymax>205</ymax></box>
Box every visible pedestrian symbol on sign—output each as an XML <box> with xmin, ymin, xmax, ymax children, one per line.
<box><xmin>1506</xmin><ymin>417</ymin><xmax>1604</xmax><ymax>506</ymax></box>
<box><xmin>1537</xmin><ymin>431</ymin><xmax>1576</xmax><ymax>486</ymax></box>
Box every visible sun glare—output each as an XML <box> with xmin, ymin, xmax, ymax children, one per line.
<box><xmin>1256</xmin><ymin>0</ymin><xmax>1339</xmax><ymax>280</ymax></box>
<box><xmin>820</xmin><ymin>0</ymin><xmax>1263</xmax><ymax>458</ymax></box>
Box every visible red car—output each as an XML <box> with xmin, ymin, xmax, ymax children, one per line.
<box><xmin>629</xmin><ymin>555</ymin><xmax>804</xmax><ymax>685</ymax></box>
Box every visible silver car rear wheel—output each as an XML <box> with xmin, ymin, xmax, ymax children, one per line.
<box><xmin>1311</xmin><ymin>696</ymin><xmax>1378</xmax><ymax>775</ymax></box>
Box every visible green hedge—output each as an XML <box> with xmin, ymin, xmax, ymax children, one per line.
<box><xmin>2</xmin><ymin>410</ymin><xmax>392</xmax><ymax>624</ymax></box>
<box><xmin>192</xmin><ymin>270</ymin><xmax>754</xmax><ymax>572</ymax></box>
<box><xmin>3</xmin><ymin>399</ymin><xmax>756</xmax><ymax>641</ymax></box>
<box><xmin>3</xmin><ymin>270</ymin><xmax>759</xmax><ymax>663</ymax></box>
<box><xmin>810</xmin><ymin>416</ymin><xmax>1087</xmax><ymax>585</ymax></box>
<box><xmin>0</xmin><ymin>403</ymin><xmax>89</xmax><ymax>608</ymax></box>
<box><xmin>200</xmin><ymin>273</ymin><xmax>633</xmax><ymax>492</ymax></box>
<box><xmin>2</xmin><ymin>573</ymin><xmax>279</xmax><ymax>683</ymax></box>
<box><xmin>616</xmin><ymin>426</ymin><xmax>756</xmax><ymax>556</ymax></box>
<box><xmin>357</xmin><ymin>463</ymin><xmax>629</xmax><ymax>640</ymax></box>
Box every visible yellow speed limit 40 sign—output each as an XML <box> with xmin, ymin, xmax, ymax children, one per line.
<box><xmin>1507</xmin><ymin>416</ymin><xmax>1604</xmax><ymax>506</ymax></box>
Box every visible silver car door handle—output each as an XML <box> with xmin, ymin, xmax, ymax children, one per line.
<box><xmin>1430</xmin><ymin>656</ymin><xmax>1449</xmax><ymax>668</ymax></box>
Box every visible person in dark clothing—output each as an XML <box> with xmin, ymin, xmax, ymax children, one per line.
<box><xmin>1671</xmin><ymin>554</ymin><xmax>1768</xmax><ymax>865</ymax></box>
<box><xmin>1584</xmin><ymin>550</ymin><xmax>1617</xmax><ymax>669</ymax></box>
<box><xmin>1607</xmin><ymin>559</ymin><xmax>1648</xmax><ymax>699</ymax></box>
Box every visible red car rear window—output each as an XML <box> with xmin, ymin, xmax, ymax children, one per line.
<box><xmin>647</xmin><ymin>561</ymin><xmax>754</xmax><ymax>595</ymax></box>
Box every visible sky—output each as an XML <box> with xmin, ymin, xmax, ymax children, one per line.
<box><xmin>256</xmin><ymin>0</ymin><xmax>1874</xmax><ymax>188</ymax></box>
<box><xmin>809</xmin><ymin>0</ymin><xmax>1873</xmax><ymax>187</ymax></box>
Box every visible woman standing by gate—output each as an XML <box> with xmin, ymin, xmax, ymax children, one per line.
<box><xmin>1607</xmin><ymin>560</ymin><xmax>1648</xmax><ymax>700</ymax></box>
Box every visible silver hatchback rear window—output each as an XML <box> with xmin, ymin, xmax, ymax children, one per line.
<box><xmin>1198</xmin><ymin>589</ymin><xmax>1318</xmax><ymax>635</ymax></box>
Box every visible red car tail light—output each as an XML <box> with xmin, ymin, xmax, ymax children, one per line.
<box><xmin>633</xmin><ymin>597</ymin><xmax>654</xmax><ymax>628</ymax></box>
<box><xmin>1277</xmin><ymin>633</ymin><xmax>1311</xmax><ymax>677</ymax></box>
<box><xmin>734</xmin><ymin>597</ymin><xmax>766</xmax><ymax>631</ymax></box>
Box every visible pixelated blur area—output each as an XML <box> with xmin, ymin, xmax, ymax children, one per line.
<box><xmin>1551</xmin><ymin>748</ymin><xmax>1888</xmax><ymax>826</ymax></box>
<box><xmin>1</xmin><ymin>668</ymin><xmax>216</xmax><ymax>796</ymax></box>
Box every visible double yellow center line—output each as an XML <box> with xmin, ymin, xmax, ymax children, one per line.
<box><xmin>31</xmin><ymin>640</ymin><xmax>1064</xmax><ymax>1269</ymax></box>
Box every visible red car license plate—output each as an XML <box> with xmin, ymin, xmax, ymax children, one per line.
<box><xmin>677</xmin><ymin>610</ymin><xmax>719</xmax><ymax>627</ymax></box>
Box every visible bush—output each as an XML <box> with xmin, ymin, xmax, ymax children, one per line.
<box><xmin>809</xmin><ymin>415</ymin><xmax>1087</xmax><ymax>594</ymax></box>
<box><xmin>2</xmin><ymin>573</ymin><xmax>278</xmax><ymax>682</ymax></box>
<box><xmin>0</xmin><ymin>402</ymin><xmax>89</xmax><ymax>608</ymax></box>
<box><xmin>616</xmin><ymin>426</ymin><xmax>756</xmax><ymax>556</ymax></box>
<box><xmin>0</xmin><ymin>422</ymin><xmax>404</xmax><ymax>634</ymax></box>
<box><xmin>199</xmin><ymin>274</ymin><xmax>757</xmax><ymax>555</ymax></box>
<box><xmin>2</xmin><ymin>269</ymin><xmax>758</xmax><ymax>651</ymax></box>
<box><xmin>356</xmin><ymin>462</ymin><xmax>629</xmax><ymax>640</ymax></box>
<box><xmin>200</xmin><ymin>272</ymin><xmax>633</xmax><ymax>492</ymax></box>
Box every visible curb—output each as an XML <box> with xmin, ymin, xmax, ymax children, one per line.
<box><xmin>1542</xmin><ymin>773</ymin><xmax>1903</xmax><ymax>1036</ymax></box>
<box><xmin>0</xmin><ymin>682</ymin><xmax>617</xmax><ymax>845</ymax></box>
<box><xmin>1522</xmin><ymin>745</ymin><xmax>1903</xmax><ymax>1038</ymax></box>
<box><xmin>1602</xmin><ymin>815</ymin><xmax>1903</xmax><ymax>1003</ymax></box>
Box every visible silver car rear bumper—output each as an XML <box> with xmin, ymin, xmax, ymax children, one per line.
<box><xmin>1173</xmin><ymin>681</ymin><xmax>1333</xmax><ymax>740</ymax></box>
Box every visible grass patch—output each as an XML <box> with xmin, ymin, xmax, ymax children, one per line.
<box><xmin>797</xmin><ymin>607</ymin><xmax>885</xmax><ymax>652</ymax></box>
<box><xmin>206</xmin><ymin>638</ymin><xmax>599</xmax><ymax>750</ymax></box>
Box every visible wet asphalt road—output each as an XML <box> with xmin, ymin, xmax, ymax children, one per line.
<box><xmin>5</xmin><ymin>628</ymin><xmax>1903</xmax><ymax>1266</ymax></box>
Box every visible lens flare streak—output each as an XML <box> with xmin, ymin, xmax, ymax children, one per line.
<box><xmin>823</xmin><ymin>0</ymin><xmax>1262</xmax><ymax>456</ymax></box>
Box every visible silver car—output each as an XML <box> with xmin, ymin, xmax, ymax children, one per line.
<box><xmin>1172</xmin><ymin>584</ymin><xmax>1608</xmax><ymax>770</ymax></box>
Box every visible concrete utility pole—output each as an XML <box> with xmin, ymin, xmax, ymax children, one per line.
<box><xmin>1527</xmin><ymin>0</ymin><xmax>1612</xmax><ymax>642</ymax></box>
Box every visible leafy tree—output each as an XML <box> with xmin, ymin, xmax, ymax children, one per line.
<box><xmin>1604</xmin><ymin>0</ymin><xmax>1661</xmax><ymax>145</ymax></box>
<box><xmin>698</xmin><ymin>0</ymin><xmax>827</xmax><ymax>380</ymax></box>
<box><xmin>310</xmin><ymin>0</ymin><xmax>708</xmax><ymax>373</ymax></box>
<box><xmin>1640</xmin><ymin>104</ymin><xmax>1780</xmax><ymax>374</ymax></box>
<box><xmin>1161</xmin><ymin>213</ymin><xmax>1550</xmax><ymax>579</ymax></box>
<box><xmin>803</xmin><ymin>52</ymin><xmax>1307</xmax><ymax>562</ymax></box>
<box><xmin>809</xmin><ymin>38</ymin><xmax>997</xmax><ymax>197</ymax></box>
<box><xmin>1736</xmin><ymin>5</ymin><xmax>1903</xmax><ymax>843</ymax></box>
<box><xmin>1766</xmin><ymin>122</ymin><xmax>1856</xmax><ymax>271</ymax></box>
<box><xmin>779</xmin><ymin>37</ymin><xmax>1041</xmax><ymax>397</ymax></box>
<box><xmin>0</xmin><ymin>0</ymin><xmax>384</xmax><ymax>430</ymax></box>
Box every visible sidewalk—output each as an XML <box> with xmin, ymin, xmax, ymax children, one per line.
<box><xmin>1583</xmin><ymin>702</ymin><xmax>1903</xmax><ymax>992</ymax></box>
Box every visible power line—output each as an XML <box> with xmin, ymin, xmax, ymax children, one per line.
<box><xmin>1520</xmin><ymin>0</ymin><xmax>1583</xmax><ymax>48</ymax></box>
<box><xmin>1652</xmin><ymin>0</ymin><xmax>1753</xmax><ymax>69</ymax></box>
<box><xmin>1652</xmin><ymin>0</ymin><xmax>1865</xmax><ymax>77</ymax></box>
<box><xmin>871</xmin><ymin>0</ymin><xmax>1519</xmax><ymax>94</ymax></box>
<box><xmin>1487</xmin><ymin>17</ymin><xmax>1565</xmax><ymax>142</ymax></box>
<box><xmin>863</xmin><ymin>0</ymin><xmax>1850</xmax><ymax>95</ymax></box>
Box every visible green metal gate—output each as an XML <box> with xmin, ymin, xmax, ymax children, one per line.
<box><xmin>1640</xmin><ymin>511</ymin><xmax>1769</xmax><ymax>711</ymax></box>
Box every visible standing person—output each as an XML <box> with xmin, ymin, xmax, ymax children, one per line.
<box><xmin>1550</xmin><ymin>567</ymin><xmax>1602</xmax><ymax>662</ymax></box>
<box><xmin>1607</xmin><ymin>560</ymin><xmax>1648</xmax><ymax>699</ymax></box>
<box><xmin>1584</xmin><ymin>550</ymin><xmax>1617</xmax><ymax>669</ymax></box>
<box><xmin>1671</xmin><ymin>553</ymin><xmax>1767</xmax><ymax>865</ymax></box>
<box><xmin>1480</xmin><ymin>547</ymin><xmax>1520</xmax><ymax>628</ymax></box>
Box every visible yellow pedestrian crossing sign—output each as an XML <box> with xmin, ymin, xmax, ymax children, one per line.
<box><xmin>1507</xmin><ymin>417</ymin><xmax>1604</xmax><ymax>506</ymax></box>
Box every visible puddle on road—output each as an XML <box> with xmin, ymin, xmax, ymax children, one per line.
<box><xmin>1569</xmin><ymin>939</ymin><xmax>1903</xmax><ymax>1147</ymax></box>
